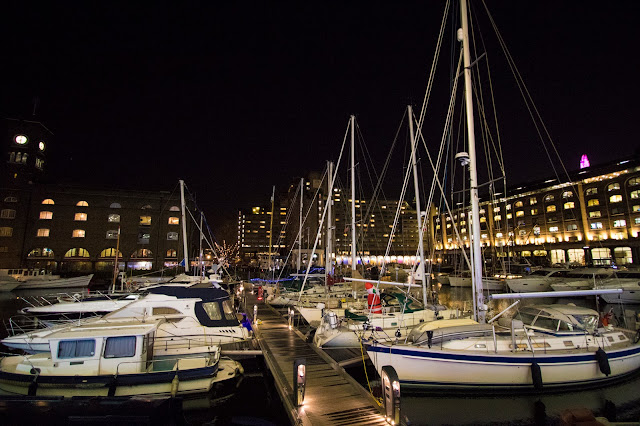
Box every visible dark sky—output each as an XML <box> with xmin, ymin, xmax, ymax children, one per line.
<box><xmin>3</xmin><ymin>1</ymin><xmax>639</xmax><ymax>230</ymax></box>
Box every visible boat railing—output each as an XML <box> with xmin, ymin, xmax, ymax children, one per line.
<box><xmin>3</xmin><ymin>314</ymin><xmax>89</xmax><ymax>337</ymax></box>
<box><xmin>115</xmin><ymin>354</ymin><xmax>214</xmax><ymax>375</ymax></box>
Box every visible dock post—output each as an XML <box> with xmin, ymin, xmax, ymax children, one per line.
<box><xmin>381</xmin><ymin>365</ymin><xmax>401</xmax><ymax>425</ymax></box>
<box><xmin>253</xmin><ymin>304</ymin><xmax>258</xmax><ymax>325</ymax></box>
<box><xmin>293</xmin><ymin>358</ymin><xmax>307</xmax><ymax>406</ymax></box>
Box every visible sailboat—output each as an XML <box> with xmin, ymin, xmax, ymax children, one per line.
<box><xmin>364</xmin><ymin>0</ymin><xmax>640</xmax><ymax>391</ymax></box>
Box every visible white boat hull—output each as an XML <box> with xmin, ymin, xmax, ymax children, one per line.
<box><xmin>366</xmin><ymin>341</ymin><xmax>640</xmax><ymax>390</ymax></box>
<box><xmin>15</xmin><ymin>274</ymin><xmax>94</xmax><ymax>290</ymax></box>
<box><xmin>449</xmin><ymin>276</ymin><xmax>504</xmax><ymax>291</ymax></box>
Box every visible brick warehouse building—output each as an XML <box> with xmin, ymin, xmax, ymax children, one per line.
<box><xmin>0</xmin><ymin>118</ymin><xmax>197</xmax><ymax>276</ymax></box>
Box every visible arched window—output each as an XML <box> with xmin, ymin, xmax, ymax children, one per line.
<box><xmin>42</xmin><ymin>198</ymin><xmax>54</xmax><ymax>205</ymax></box>
<box><xmin>607</xmin><ymin>183</ymin><xmax>620</xmax><ymax>192</ymax></box>
<box><xmin>587</xmin><ymin>199</ymin><xmax>600</xmax><ymax>207</ymax></box>
<box><xmin>141</xmin><ymin>205</ymin><xmax>152</xmax><ymax>210</ymax></box>
<box><xmin>546</xmin><ymin>205</ymin><xmax>556</xmax><ymax>212</ymax></box>
<box><xmin>74</xmin><ymin>213</ymin><xmax>87</xmax><ymax>221</ymax></box>
<box><xmin>166</xmin><ymin>249</ymin><xmax>177</xmax><ymax>257</ymax></box>
<box><xmin>64</xmin><ymin>248</ymin><xmax>89</xmax><ymax>258</ymax></box>
<box><xmin>609</xmin><ymin>195</ymin><xmax>622</xmax><ymax>203</ymax></box>
<box><xmin>167</xmin><ymin>232</ymin><xmax>179</xmax><ymax>241</ymax></box>
<box><xmin>562</xmin><ymin>191</ymin><xmax>573</xmax><ymax>198</ymax></box>
<box><xmin>110</xmin><ymin>202</ymin><xmax>122</xmax><ymax>209</ymax></box>
<box><xmin>0</xmin><ymin>209</ymin><xmax>16</xmax><ymax>219</ymax></box>
<box><xmin>585</xmin><ymin>187</ymin><xmax>598</xmax><ymax>196</ymax></box>
<box><xmin>4</xmin><ymin>196</ymin><xmax>18</xmax><ymax>203</ymax></box>
<box><xmin>544</xmin><ymin>194</ymin><xmax>555</xmax><ymax>202</ymax></box>
<box><xmin>169</xmin><ymin>206</ymin><xmax>180</xmax><ymax>211</ymax></box>
<box><xmin>629</xmin><ymin>177</ymin><xmax>640</xmax><ymax>187</ymax></box>
<box><xmin>131</xmin><ymin>249</ymin><xmax>153</xmax><ymax>258</ymax></box>
<box><xmin>28</xmin><ymin>248</ymin><xmax>54</xmax><ymax>257</ymax></box>
<box><xmin>76</xmin><ymin>201</ymin><xmax>89</xmax><ymax>207</ymax></box>
<box><xmin>99</xmin><ymin>248</ymin><xmax>123</xmax><ymax>258</ymax></box>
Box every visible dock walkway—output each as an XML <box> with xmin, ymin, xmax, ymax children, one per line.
<box><xmin>247</xmin><ymin>293</ymin><xmax>386</xmax><ymax>426</ymax></box>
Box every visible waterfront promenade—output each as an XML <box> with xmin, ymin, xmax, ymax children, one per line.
<box><xmin>247</xmin><ymin>292</ymin><xmax>387</xmax><ymax>425</ymax></box>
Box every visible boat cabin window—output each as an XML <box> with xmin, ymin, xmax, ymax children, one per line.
<box><xmin>532</xmin><ymin>316</ymin><xmax>558</xmax><ymax>331</ymax></box>
<box><xmin>202</xmin><ymin>302</ymin><xmax>222</xmax><ymax>320</ymax></box>
<box><xmin>571</xmin><ymin>314</ymin><xmax>598</xmax><ymax>331</ymax></box>
<box><xmin>58</xmin><ymin>339</ymin><xmax>96</xmax><ymax>358</ymax></box>
<box><xmin>222</xmin><ymin>300</ymin><xmax>236</xmax><ymax>321</ymax></box>
<box><xmin>515</xmin><ymin>311</ymin><xmax>536</xmax><ymax>326</ymax></box>
<box><xmin>104</xmin><ymin>336</ymin><xmax>136</xmax><ymax>358</ymax></box>
<box><xmin>152</xmin><ymin>307</ymin><xmax>182</xmax><ymax>315</ymax></box>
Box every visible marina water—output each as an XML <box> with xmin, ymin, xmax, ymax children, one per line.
<box><xmin>2</xmin><ymin>286</ymin><xmax>640</xmax><ymax>425</ymax></box>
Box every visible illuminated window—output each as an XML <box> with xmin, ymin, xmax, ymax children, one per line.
<box><xmin>64</xmin><ymin>248</ymin><xmax>89</xmax><ymax>257</ymax></box>
<box><xmin>139</xmin><ymin>216</ymin><xmax>152</xmax><ymax>225</ymax></box>
<box><xmin>633</xmin><ymin>205</ymin><xmax>640</xmax><ymax>212</ymax></box>
<box><xmin>108</xmin><ymin>214</ymin><xmax>120</xmax><ymax>223</ymax></box>
<box><xmin>4</xmin><ymin>196</ymin><xmax>17</xmax><ymax>203</ymax></box>
<box><xmin>588</xmin><ymin>199</ymin><xmax>600</xmax><ymax>207</ymax></box>
<box><xmin>14</xmin><ymin>134</ymin><xmax>27</xmax><ymax>144</ymax></box>
<box><xmin>613</xmin><ymin>219</ymin><xmax>626</xmax><ymax>228</ymax></box>
<box><xmin>76</xmin><ymin>201</ymin><xmax>89</xmax><ymax>207</ymax></box>
<box><xmin>529</xmin><ymin>197</ymin><xmax>537</xmax><ymax>205</ymax></box>
<box><xmin>585</xmin><ymin>187</ymin><xmax>598</xmax><ymax>196</ymax></box>
<box><xmin>546</xmin><ymin>205</ymin><xmax>556</xmax><ymax>212</ymax></box>
<box><xmin>480</xmin><ymin>217</ymin><xmax>487</xmax><ymax>223</ymax></box>
<box><xmin>630</xmin><ymin>190</ymin><xmax>640</xmax><ymax>199</ymax></box>
<box><xmin>106</xmin><ymin>230</ymin><xmax>119</xmax><ymax>239</ymax></box>
<box><xmin>494</xmin><ymin>215</ymin><xmax>501</xmax><ymax>221</ymax></box>
<box><xmin>549</xmin><ymin>226</ymin><xmax>559</xmax><ymax>232</ymax></box>
<box><xmin>168</xmin><ymin>217</ymin><xmax>179</xmax><ymax>225</ymax></box>
<box><xmin>132</xmin><ymin>248</ymin><xmax>152</xmax><ymax>258</ymax></box>
<box><xmin>0</xmin><ymin>209</ymin><xmax>16</xmax><ymax>219</ymax></box>
<box><xmin>166</xmin><ymin>249</ymin><xmax>177</xmax><ymax>257</ymax></box>
<box><xmin>567</xmin><ymin>224</ymin><xmax>578</xmax><ymax>231</ymax></box>
<box><xmin>35</xmin><ymin>158</ymin><xmax>44</xmax><ymax>169</ymax></box>
<box><xmin>42</xmin><ymin>198</ymin><xmax>55</xmax><ymax>205</ymax></box>
<box><xmin>506</xmin><ymin>213</ymin><xmax>512</xmax><ymax>219</ymax></box>
<box><xmin>635</xmin><ymin>217</ymin><xmax>640</xmax><ymax>224</ymax></box>
<box><xmin>141</xmin><ymin>205</ymin><xmax>152</xmax><ymax>210</ymax></box>
<box><xmin>28</xmin><ymin>248</ymin><xmax>54</xmax><ymax>257</ymax></box>
<box><xmin>607</xmin><ymin>183</ymin><xmax>620</xmax><ymax>191</ymax></box>
<box><xmin>167</xmin><ymin>232</ymin><xmax>179</xmax><ymax>241</ymax></box>
<box><xmin>590</xmin><ymin>222</ymin><xmax>603</xmax><ymax>229</ymax></box>
<box><xmin>544</xmin><ymin>194</ymin><xmax>554</xmax><ymax>202</ymax></box>
<box><xmin>609</xmin><ymin>195</ymin><xmax>622</xmax><ymax>203</ymax></box>
<box><xmin>99</xmin><ymin>248</ymin><xmax>122</xmax><ymax>258</ymax></box>
<box><xmin>110</xmin><ymin>203</ymin><xmax>121</xmax><ymax>209</ymax></box>
<box><xmin>493</xmin><ymin>207</ymin><xmax>501</xmax><ymax>213</ymax></box>
<box><xmin>169</xmin><ymin>206</ymin><xmax>180</xmax><ymax>212</ymax></box>
<box><xmin>515</xmin><ymin>201</ymin><xmax>523</xmax><ymax>208</ymax></box>
<box><xmin>138</xmin><ymin>232</ymin><xmax>150</xmax><ymax>244</ymax></box>
<box><xmin>627</xmin><ymin>177</ymin><xmax>640</xmax><ymax>186</ymax></box>
<box><xmin>516</xmin><ymin>210</ymin><xmax>525</xmax><ymax>217</ymax></box>
<box><xmin>39</xmin><ymin>211</ymin><xmax>53</xmax><ymax>220</ymax></box>
<box><xmin>0</xmin><ymin>227</ymin><xmax>13</xmax><ymax>237</ymax></box>
<box><xmin>37</xmin><ymin>228</ymin><xmax>50</xmax><ymax>237</ymax></box>
<box><xmin>589</xmin><ymin>211</ymin><xmax>601</xmax><ymax>218</ymax></box>
<box><xmin>74</xmin><ymin>213</ymin><xmax>87</xmax><ymax>221</ymax></box>
<box><xmin>563</xmin><ymin>202</ymin><xmax>575</xmax><ymax>209</ymax></box>
<box><xmin>531</xmin><ymin>209</ymin><xmax>539</xmax><ymax>215</ymax></box>
<box><xmin>72</xmin><ymin>229</ymin><xmax>86</xmax><ymax>238</ymax></box>
<box><xmin>562</xmin><ymin>191</ymin><xmax>573</xmax><ymax>198</ymax></box>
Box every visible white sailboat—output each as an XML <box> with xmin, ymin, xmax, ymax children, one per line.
<box><xmin>365</xmin><ymin>0</ymin><xmax>640</xmax><ymax>391</ymax></box>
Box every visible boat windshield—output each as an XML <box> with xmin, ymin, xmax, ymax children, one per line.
<box><xmin>570</xmin><ymin>314</ymin><xmax>599</xmax><ymax>331</ymax></box>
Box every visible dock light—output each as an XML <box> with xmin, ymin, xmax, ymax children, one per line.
<box><xmin>381</xmin><ymin>366</ymin><xmax>401</xmax><ymax>425</ymax></box>
<box><xmin>253</xmin><ymin>305</ymin><xmax>258</xmax><ymax>325</ymax></box>
<box><xmin>288</xmin><ymin>308</ymin><xmax>295</xmax><ymax>330</ymax></box>
<box><xmin>293</xmin><ymin>358</ymin><xmax>307</xmax><ymax>406</ymax></box>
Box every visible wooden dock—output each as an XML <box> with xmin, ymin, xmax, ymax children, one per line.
<box><xmin>246</xmin><ymin>293</ymin><xmax>387</xmax><ymax>426</ymax></box>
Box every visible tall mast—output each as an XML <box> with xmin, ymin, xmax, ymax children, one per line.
<box><xmin>408</xmin><ymin>106</ymin><xmax>428</xmax><ymax>306</ymax></box>
<box><xmin>269</xmin><ymin>185</ymin><xmax>275</xmax><ymax>278</ymax></box>
<box><xmin>350</xmin><ymin>115</ymin><xmax>357</xmax><ymax>273</ymax></box>
<box><xmin>297</xmin><ymin>178</ymin><xmax>303</xmax><ymax>272</ymax></box>
<box><xmin>198</xmin><ymin>212</ymin><xmax>204</xmax><ymax>279</ymax></box>
<box><xmin>179</xmin><ymin>180</ymin><xmax>189</xmax><ymax>273</ymax></box>
<box><xmin>326</xmin><ymin>161</ymin><xmax>334</xmax><ymax>278</ymax></box>
<box><xmin>460</xmin><ymin>0</ymin><xmax>485</xmax><ymax>322</ymax></box>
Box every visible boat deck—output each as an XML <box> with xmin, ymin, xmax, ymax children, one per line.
<box><xmin>247</xmin><ymin>293</ymin><xmax>386</xmax><ymax>425</ymax></box>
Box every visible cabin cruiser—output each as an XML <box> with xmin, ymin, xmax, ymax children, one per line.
<box><xmin>2</xmin><ymin>285</ymin><xmax>251</xmax><ymax>357</ymax></box>
<box><xmin>448</xmin><ymin>272</ymin><xmax>505</xmax><ymax>291</ymax></box>
<box><xmin>597</xmin><ymin>270</ymin><xmax>640</xmax><ymax>304</ymax></box>
<box><xmin>0</xmin><ymin>318</ymin><xmax>242</xmax><ymax>397</ymax></box>
<box><xmin>366</xmin><ymin>304</ymin><xmax>640</xmax><ymax>390</ymax></box>
<box><xmin>506</xmin><ymin>268</ymin><xmax>573</xmax><ymax>293</ymax></box>
<box><xmin>313</xmin><ymin>291</ymin><xmax>462</xmax><ymax>348</ymax></box>
<box><xmin>0</xmin><ymin>269</ymin><xmax>94</xmax><ymax>290</ymax></box>
<box><xmin>550</xmin><ymin>268</ymin><xmax>616</xmax><ymax>292</ymax></box>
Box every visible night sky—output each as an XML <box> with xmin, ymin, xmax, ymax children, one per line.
<box><xmin>3</xmin><ymin>1</ymin><xmax>639</xmax><ymax>236</ymax></box>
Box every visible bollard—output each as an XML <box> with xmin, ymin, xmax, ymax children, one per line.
<box><xmin>289</xmin><ymin>308</ymin><xmax>294</xmax><ymax>330</ymax></box>
<box><xmin>381</xmin><ymin>365</ymin><xmax>400</xmax><ymax>425</ymax></box>
<box><xmin>293</xmin><ymin>358</ymin><xmax>306</xmax><ymax>406</ymax></box>
<box><xmin>253</xmin><ymin>304</ymin><xmax>258</xmax><ymax>325</ymax></box>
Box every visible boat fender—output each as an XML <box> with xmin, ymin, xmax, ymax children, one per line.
<box><xmin>28</xmin><ymin>377</ymin><xmax>38</xmax><ymax>396</ymax></box>
<box><xmin>427</xmin><ymin>330</ymin><xmax>433</xmax><ymax>348</ymax></box>
<box><xmin>595</xmin><ymin>348</ymin><xmax>611</xmax><ymax>376</ymax></box>
<box><xmin>634</xmin><ymin>329</ymin><xmax>640</xmax><ymax>344</ymax></box>
<box><xmin>530</xmin><ymin>362</ymin><xmax>543</xmax><ymax>390</ymax></box>
<box><xmin>108</xmin><ymin>377</ymin><xmax>118</xmax><ymax>397</ymax></box>
<box><xmin>171</xmin><ymin>373</ymin><xmax>180</xmax><ymax>397</ymax></box>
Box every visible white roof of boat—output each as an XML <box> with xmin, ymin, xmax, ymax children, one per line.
<box><xmin>49</xmin><ymin>319</ymin><xmax>161</xmax><ymax>339</ymax></box>
<box><xmin>525</xmin><ymin>304</ymin><xmax>597</xmax><ymax>316</ymax></box>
